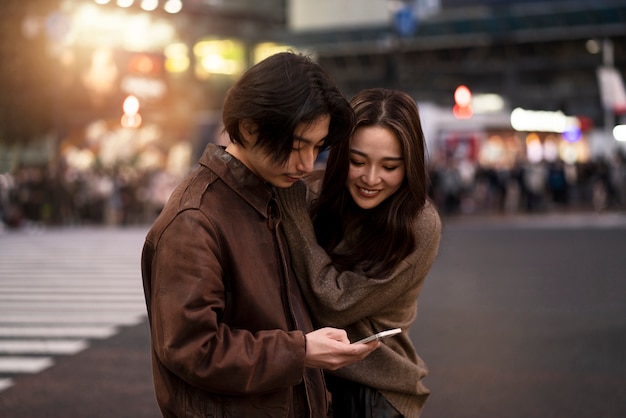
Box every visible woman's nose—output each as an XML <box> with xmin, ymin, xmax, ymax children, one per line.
<box><xmin>361</xmin><ymin>167</ymin><xmax>379</xmax><ymax>185</ymax></box>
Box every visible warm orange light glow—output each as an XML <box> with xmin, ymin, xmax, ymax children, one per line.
<box><xmin>122</xmin><ymin>95</ymin><xmax>141</xmax><ymax>128</ymax></box>
<box><xmin>164</xmin><ymin>0</ymin><xmax>182</xmax><ymax>14</ymax></box>
<box><xmin>123</xmin><ymin>95</ymin><xmax>140</xmax><ymax>115</ymax></box>
<box><xmin>128</xmin><ymin>54</ymin><xmax>156</xmax><ymax>75</ymax></box>
<box><xmin>121</xmin><ymin>113</ymin><xmax>142</xmax><ymax>128</ymax></box>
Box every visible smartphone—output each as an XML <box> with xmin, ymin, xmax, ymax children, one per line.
<box><xmin>352</xmin><ymin>328</ymin><xmax>402</xmax><ymax>344</ymax></box>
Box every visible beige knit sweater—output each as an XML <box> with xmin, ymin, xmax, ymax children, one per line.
<box><xmin>276</xmin><ymin>179</ymin><xmax>442</xmax><ymax>418</ymax></box>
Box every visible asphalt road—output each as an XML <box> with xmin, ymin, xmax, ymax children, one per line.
<box><xmin>1</xmin><ymin>212</ymin><xmax>625</xmax><ymax>417</ymax></box>
<box><xmin>416</xmin><ymin>212</ymin><xmax>626</xmax><ymax>418</ymax></box>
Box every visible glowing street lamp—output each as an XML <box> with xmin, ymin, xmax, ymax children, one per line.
<box><xmin>121</xmin><ymin>95</ymin><xmax>142</xmax><ymax>128</ymax></box>
<box><xmin>164</xmin><ymin>0</ymin><xmax>182</xmax><ymax>14</ymax></box>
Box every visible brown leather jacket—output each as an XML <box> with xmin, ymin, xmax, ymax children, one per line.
<box><xmin>141</xmin><ymin>144</ymin><xmax>330</xmax><ymax>417</ymax></box>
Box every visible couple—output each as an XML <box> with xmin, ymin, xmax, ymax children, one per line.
<box><xmin>141</xmin><ymin>52</ymin><xmax>441</xmax><ymax>418</ymax></box>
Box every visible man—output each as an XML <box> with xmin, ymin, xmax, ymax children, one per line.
<box><xmin>141</xmin><ymin>52</ymin><xmax>379</xmax><ymax>417</ymax></box>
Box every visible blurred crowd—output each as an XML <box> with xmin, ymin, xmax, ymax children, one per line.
<box><xmin>1</xmin><ymin>148</ymin><xmax>626</xmax><ymax>231</ymax></box>
<box><xmin>0</xmin><ymin>163</ymin><xmax>180</xmax><ymax>230</ymax></box>
<box><xmin>429</xmin><ymin>148</ymin><xmax>626</xmax><ymax>216</ymax></box>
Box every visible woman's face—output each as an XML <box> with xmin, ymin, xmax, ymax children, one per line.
<box><xmin>345</xmin><ymin>125</ymin><xmax>405</xmax><ymax>210</ymax></box>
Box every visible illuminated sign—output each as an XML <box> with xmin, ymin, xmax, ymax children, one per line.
<box><xmin>510</xmin><ymin>107</ymin><xmax>579</xmax><ymax>133</ymax></box>
<box><xmin>614</xmin><ymin>125</ymin><xmax>626</xmax><ymax>142</ymax></box>
<box><xmin>120</xmin><ymin>76</ymin><xmax>166</xmax><ymax>100</ymax></box>
<box><xmin>193</xmin><ymin>39</ymin><xmax>245</xmax><ymax>78</ymax></box>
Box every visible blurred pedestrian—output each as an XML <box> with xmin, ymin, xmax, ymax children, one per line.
<box><xmin>140</xmin><ymin>52</ymin><xmax>379</xmax><ymax>418</ymax></box>
<box><xmin>278</xmin><ymin>88</ymin><xmax>442</xmax><ymax>417</ymax></box>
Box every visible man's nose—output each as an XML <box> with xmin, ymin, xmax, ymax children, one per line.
<box><xmin>296</xmin><ymin>148</ymin><xmax>317</xmax><ymax>173</ymax></box>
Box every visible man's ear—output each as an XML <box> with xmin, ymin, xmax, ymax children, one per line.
<box><xmin>239</xmin><ymin>119</ymin><xmax>259</xmax><ymax>145</ymax></box>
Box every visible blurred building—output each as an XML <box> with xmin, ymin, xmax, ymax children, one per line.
<box><xmin>279</xmin><ymin>0</ymin><xmax>626</xmax><ymax>167</ymax></box>
<box><xmin>168</xmin><ymin>0</ymin><xmax>626</xmax><ymax>168</ymax></box>
<box><xmin>287</xmin><ymin>0</ymin><xmax>624</xmax><ymax>125</ymax></box>
<box><xmin>2</xmin><ymin>0</ymin><xmax>626</xmax><ymax>225</ymax></box>
<box><xmin>7</xmin><ymin>0</ymin><xmax>626</xmax><ymax>167</ymax></box>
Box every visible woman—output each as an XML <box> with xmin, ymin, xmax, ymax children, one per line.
<box><xmin>277</xmin><ymin>88</ymin><xmax>442</xmax><ymax>417</ymax></box>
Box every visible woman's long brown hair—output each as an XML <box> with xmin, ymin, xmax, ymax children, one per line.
<box><xmin>311</xmin><ymin>88</ymin><xmax>429</xmax><ymax>277</ymax></box>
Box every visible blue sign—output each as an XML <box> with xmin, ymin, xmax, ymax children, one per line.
<box><xmin>562</xmin><ymin>126</ymin><xmax>582</xmax><ymax>143</ymax></box>
<box><xmin>394</xmin><ymin>5</ymin><xmax>417</xmax><ymax>37</ymax></box>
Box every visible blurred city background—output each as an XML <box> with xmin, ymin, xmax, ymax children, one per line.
<box><xmin>1</xmin><ymin>0</ymin><xmax>626</xmax><ymax>230</ymax></box>
<box><xmin>1</xmin><ymin>2</ymin><xmax>626</xmax><ymax>417</ymax></box>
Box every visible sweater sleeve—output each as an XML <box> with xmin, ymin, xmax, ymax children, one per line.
<box><xmin>277</xmin><ymin>183</ymin><xmax>442</xmax><ymax>328</ymax></box>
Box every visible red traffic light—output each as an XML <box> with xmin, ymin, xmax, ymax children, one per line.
<box><xmin>453</xmin><ymin>85</ymin><xmax>473</xmax><ymax>119</ymax></box>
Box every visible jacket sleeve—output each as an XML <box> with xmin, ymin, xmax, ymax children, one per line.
<box><xmin>145</xmin><ymin>208</ymin><xmax>306</xmax><ymax>395</ymax></box>
<box><xmin>277</xmin><ymin>181</ymin><xmax>442</xmax><ymax>328</ymax></box>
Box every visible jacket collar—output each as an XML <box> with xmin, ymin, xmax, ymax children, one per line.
<box><xmin>198</xmin><ymin>144</ymin><xmax>275</xmax><ymax>217</ymax></box>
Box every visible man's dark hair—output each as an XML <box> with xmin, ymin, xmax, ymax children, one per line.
<box><xmin>222</xmin><ymin>52</ymin><xmax>354</xmax><ymax>164</ymax></box>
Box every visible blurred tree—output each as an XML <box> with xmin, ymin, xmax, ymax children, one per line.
<box><xmin>0</xmin><ymin>0</ymin><xmax>61</xmax><ymax>147</ymax></box>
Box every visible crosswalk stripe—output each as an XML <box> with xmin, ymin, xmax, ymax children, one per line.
<box><xmin>0</xmin><ymin>340</ymin><xmax>88</xmax><ymax>355</ymax></box>
<box><xmin>0</xmin><ymin>312</ymin><xmax>146</xmax><ymax>325</ymax></box>
<box><xmin>0</xmin><ymin>326</ymin><xmax>118</xmax><ymax>338</ymax></box>
<box><xmin>0</xmin><ymin>280</ymin><xmax>141</xmax><ymax>292</ymax></box>
<box><xmin>0</xmin><ymin>301</ymin><xmax>145</xmax><ymax>311</ymax></box>
<box><xmin>0</xmin><ymin>227</ymin><xmax>150</xmax><ymax>393</ymax></box>
<box><xmin>0</xmin><ymin>270</ymin><xmax>139</xmax><ymax>274</ymax></box>
<box><xmin>0</xmin><ymin>379</ymin><xmax>13</xmax><ymax>391</ymax></box>
<box><xmin>0</xmin><ymin>287</ymin><xmax>143</xmax><ymax>300</ymax></box>
<box><xmin>0</xmin><ymin>357</ymin><xmax>54</xmax><ymax>374</ymax></box>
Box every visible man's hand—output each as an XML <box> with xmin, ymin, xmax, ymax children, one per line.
<box><xmin>304</xmin><ymin>327</ymin><xmax>380</xmax><ymax>370</ymax></box>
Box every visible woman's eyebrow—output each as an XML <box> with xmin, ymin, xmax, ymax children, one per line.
<box><xmin>349</xmin><ymin>148</ymin><xmax>403</xmax><ymax>161</ymax></box>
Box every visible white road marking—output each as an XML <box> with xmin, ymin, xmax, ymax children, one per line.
<box><xmin>0</xmin><ymin>378</ymin><xmax>13</xmax><ymax>391</ymax></box>
<box><xmin>0</xmin><ymin>340</ymin><xmax>88</xmax><ymax>355</ymax></box>
<box><xmin>0</xmin><ymin>326</ymin><xmax>118</xmax><ymax>338</ymax></box>
<box><xmin>0</xmin><ymin>357</ymin><xmax>54</xmax><ymax>374</ymax></box>
<box><xmin>0</xmin><ymin>227</ymin><xmax>150</xmax><ymax>392</ymax></box>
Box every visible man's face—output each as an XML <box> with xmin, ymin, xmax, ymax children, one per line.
<box><xmin>241</xmin><ymin>114</ymin><xmax>331</xmax><ymax>188</ymax></box>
